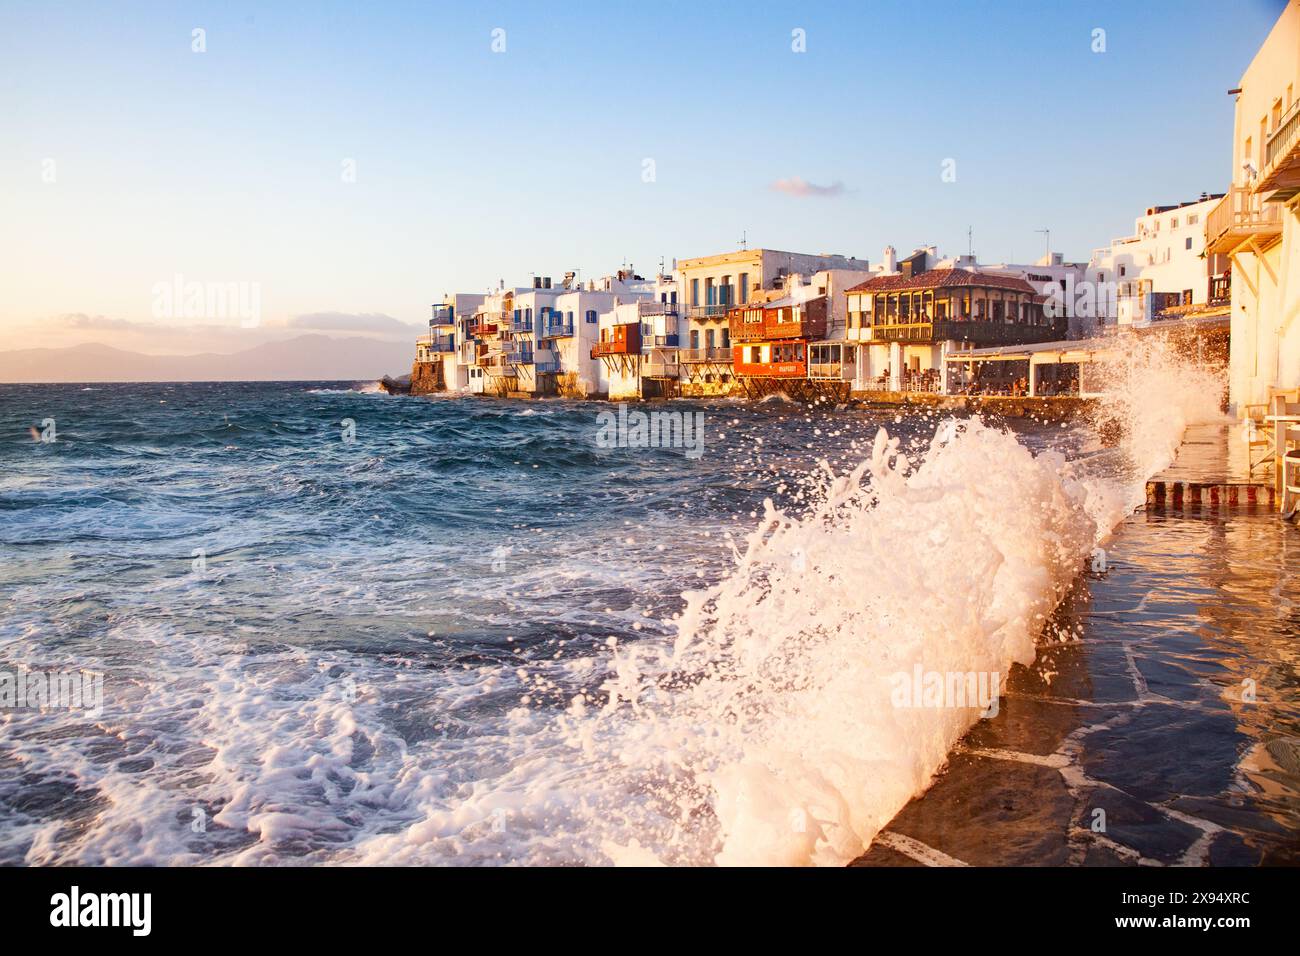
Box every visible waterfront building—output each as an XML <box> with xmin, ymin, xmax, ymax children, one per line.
<box><xmin>544</xmin><ymin>286</ymin><xmax>615</xmax><ymax>398</ymax></box>
<box><xmin>501</xmin><ymin>278</ymin><xmax>566</xmax><ymax>396</ymax></box>
<box><xmin>414</xmin><ymin>293</ymin><xmax>484</xmax><ymax>393</ymax></box>
<box><xmin>462</xmin><ymin>286</ymin><xmax>517</xmax><ymax>396</ymax></box>
<box><xmin>845</xmin><ymin>267</ymin><xmax>1065</xmax><ymax>393</ymax></box>
<box><xmin>675</xmin><ymin>247</ymin><xmax>869</xmax><ymax>396</ymax></box>
<box><xmin>726</xmin><ymin>269</ymin><xmax>869</xmax><ymax>400</ymax></box>
<box><xmin>1208</xmin><ymin>0</ymin><xmax>1300</xmax><ymax>414</ymax></box>
<box><xmin>1088</xmin><ymin>197</ymin><xmax>1230</xmax><ymax>333</ymax></box>
<box><xmin>963</xmin><ymin>254</ymin><xmax>1093</xmax><ymax>338</ymax></box>
<box><xmin>592</xmin><ymin>274</ymin><xmax>682</xmax><ymax>400</ymax></box>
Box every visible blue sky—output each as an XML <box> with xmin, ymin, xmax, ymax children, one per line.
<box><xmin>0</xmin><ymin>0</ymin><xmax>1288</xmax><ymax>352</ymax></box>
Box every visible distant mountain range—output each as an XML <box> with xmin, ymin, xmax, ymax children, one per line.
<box><xmin>0</xmin><ymin>335</ymin><xmax>416</xmax><ymax>383</ymax></box>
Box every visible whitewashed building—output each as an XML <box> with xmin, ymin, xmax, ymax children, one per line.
<box><xmin>1088</xmin><ymin>196</ymin><xmax>1229</xmax><ymax>332</ymax></box>
<box><xmin>593</xmin><ymin>275</ymin><xmax>682</xmax><ymax>400</ymax></box>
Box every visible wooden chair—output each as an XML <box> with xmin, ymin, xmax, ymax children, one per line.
<box><xmin>1243</xmin><ymin>388</ymin><xmax>1300</xmax><ymax>478</ymax></box>
<box><xmin>1269</xmin><ymin>391</ymin><xmax>1300</xmax><ymax>497</ymax></box>
<box><xmin>1284</xmin><ymin>448</ymin><xmax>1300</xmax><ymax>518</ymax></box>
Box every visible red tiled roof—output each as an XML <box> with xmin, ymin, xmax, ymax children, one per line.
<box><xmin>844</xmin><ymin>268</ymin><xmax>1037</xmax><ymax>295</ymax></box>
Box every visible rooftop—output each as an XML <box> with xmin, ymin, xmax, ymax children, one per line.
<box><xmin>846</xmin><ymin>268</ymin><xmax>1037</xmax><ymax>295</ymax></box>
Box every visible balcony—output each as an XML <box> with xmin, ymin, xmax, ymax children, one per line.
<box><xmin>430</xmin><ymin>305</ymin><xmax>455</xmax><ymax>326</ymax></box>
<box><xmin>649</xmin><ymin>334</ymin><xmax>679</xmax><ymax>347</ymax></box>
<box><xmin>503</xmin><ymin>351</ymin><xmax>534</xmax><ymax>365</ymax></box>
<box><xmin>872</xmin><ymin>318</ymin><xmax>1063</xmax><ymax>346</ymax></box>
<box><xmin>1258</xmin><ymin>99</ymin><xmax>1300</xmax><ymax>200</ymax></box>
<box><xmin>1208</xmin><ymin>272</ymin><xmax>1231</xmax><ymax>307</ymax></box>
<box><xmin>677</xmin><ymin>346</ymin><xmax>732</xmax><ymax>362</ymax></box>
<box><xmin>416</xmin><ymin>334</ymin><xmax>456</xmax><ymax>353</ymax></box>
<box><xmin>510</xmin><ymin>315</ymin><xmax>534</xmax><ymax>334</ymax></box>
<box><xmin>534</xmin><ymin>359</ymin><xmax>561</xmax><ymax>374</ymax></box>
<box><xmin>469</xmin><ymin>320</ymin><xmax>499</xmax><ymax>337</ymax></box>
<box><xmin>1205</xmin><ymin>185</ymin><xmax>1283</xmax><ymax>254</ymax></box>
<box><xmin>729</xmin><ymin>302</ymin><xmax>828</xmax><ymax>342</ymax></box>
<box><xmin>591</xmin><ymin>323</ymin><xmax>642</xmax><ymax>359</ymax></box>
<box><xmin>641</xmin><ymin>357</ymin><xmax>680</xmax><ymax>378</ymax></box>
<box><xmin>687</xmin><ymin>304</ymin><xmax>732</xmax><ymax>320</ymax></box>
<box><xmin>638</xmin><ymin>300</ymin><xmax>680</xmax><ymax>317</ymax></box>
<box><xmin>540</xmin><ymin>321</ymin><xmax>575</xmax><ymax>339</ymax></box>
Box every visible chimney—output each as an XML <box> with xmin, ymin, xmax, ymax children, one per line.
<box><xmin>543</xmin><ymin>276</ymin><xmax>551</xmax><ymax>289</ymax></box>
<box><xmin>533</xmin><ymin>276</ymin><xmax>542</xmax><ymax>289</ymax></box>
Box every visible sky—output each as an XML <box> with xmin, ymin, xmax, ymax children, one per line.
<box><xmin>0</xmin><ymin>0</ymin><xmax>1289</xmax><ymax>356</ymax></box>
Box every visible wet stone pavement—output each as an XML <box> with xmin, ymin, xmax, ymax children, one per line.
<box><xmin>853</xmin><ymin>503</ymin><xmax>1300</xmax><ymax>867</ymax></box>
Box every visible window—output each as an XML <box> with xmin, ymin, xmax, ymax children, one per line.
<box><xmin>1170</xmin><ymin>217</ymin><xmax>1179</xmax><ymax>229</ymax></box>
<box><xmin>739</xmin><ymin>273</ymin><xmax>749</xmax><ymax>303</ymax></box>
<box><xmin>1188</xmin><ymin>214</ymin><xmax>1199</xmax><ymax>225</ymax></box>
<box><xmin>690</xmin><ymin>330</ymin><xmax>699</xmax><ymax>350</ymax></box>
<box><xmin>722</xmin><ymin>328</ymin><xmax>730</xmax><ymax>348</ymax></box>
<box><xmin>513</xmin><ymin>309</ymin><xmax>521</xmax><ymax>321</ymax></box>
<box><xmin>585</xmin><ymin>310</ymin><xmax>597</xmax><ymax>323</ymax></box>
<box><xmin>1119</xmin><ymin>265</ymin><xmax>1126</xmax><ymax>277</ymax></box>
<box><xmin>706</xmin><ymin>329</ymin><xmax>715</xmax><ymax>349</ymax></box>
<box><xmin>750</xmin><ymin>346</ymin><xmax>761</xmax><ymax>363</ymax></box>
<box><xmin>567</xmin><ymin>311</ymin><xmax>574</xmax><ymax>324</ymax></box>
<box><xmin>1185</xmin><ymin>237</ymin><xmax>1193</xmax><ymax>250</ymax></box>
<box><xmin>690</xmin><ymin>279</ymin><xmax>700</xmax><ymax>306</ymax></box>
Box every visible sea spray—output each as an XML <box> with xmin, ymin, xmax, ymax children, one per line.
<box><xmin>577</xmin><ymin>418</ymin><xmax>1097</xmax><ymax>865</ymax></box>
<box><xmin>561</xmin><ymin>340</ymin><xmax>1225</xmax><ymax>866</ymax></box>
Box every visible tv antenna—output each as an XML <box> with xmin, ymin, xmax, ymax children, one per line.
<box><xmin>1035</xmin><ymin>228</ymin><xmax>1051</xmax><ymax>260</ymax></box>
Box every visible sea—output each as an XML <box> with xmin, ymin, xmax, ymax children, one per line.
<box><xmin>0</xmin><ymin>353</ymin><xmax>1269</xmax><ymax>865</ymax></box>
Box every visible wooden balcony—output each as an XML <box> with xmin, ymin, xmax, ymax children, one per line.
<box><xmin>728</xmin><ymin>299</ymin><xmax>828</xmax><ymax>343</ymax></box>
<box><xmin>591</xmin><ymin>323</ymin><xmax>642</xmax><ymax>359</ymax></box>
<box><xmin>1205</xmin><ymin>185</ymin><xmax>1283</xmax><ymax>254</ymax></box>
<box><xmin>687</xmin><ymin>304</ymin><xmax>731</xmax><ymax>320</ymax></box>
<box><xmin>677</xmin><ymin>346</ymin><xmax>732</xmax><ymax>362</ymax></box>
<box><xmin>1257</xmin><ymin>99</ymin><xmax>1300</xmax><ymax>200</ymax></box>
<box><xmin>872</xmin><ymin>318</ymin><xmax>1062</xmax><ymax>346</ymax></box>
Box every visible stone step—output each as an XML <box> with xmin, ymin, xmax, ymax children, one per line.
<box><xmin>1144</xmin><ymin>479</ymin><xmax>1276</xmax><ymax>509</ymax></box>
